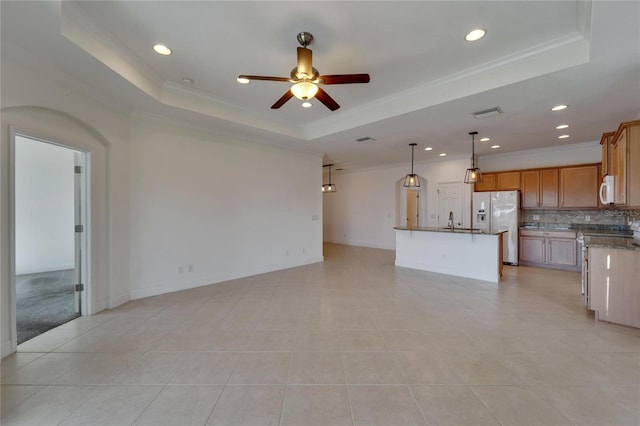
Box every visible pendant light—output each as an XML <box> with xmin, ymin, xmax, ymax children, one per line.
<box><xmin>403</xmin><ymin>143</ymin><xmax>421</xmax><ymax>188</ymax></box>
<box><xmin>322</xmin><ymin>164</ymin><xmax>337</xmax><ymax>193</ymax></box>
<box><xmin>464</xmin><ymin>131</ymin><xmax>483</xmax><ymax>184</ymax></box>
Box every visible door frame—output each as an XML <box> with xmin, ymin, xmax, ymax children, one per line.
<box><xmin>8</xmin><ymin>128</ymin><xmax>91</xmax><ymax>352</ymax></box>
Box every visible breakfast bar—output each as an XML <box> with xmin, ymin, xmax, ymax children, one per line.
<box><xmin>394</xmin><ymin>227</ymin><xmax>505</xmax><ymax>283</ymax></box>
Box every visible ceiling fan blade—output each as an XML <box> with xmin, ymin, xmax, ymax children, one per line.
<box><xmin>320</xmin><ymin>74</ymin><xmax>370</xmax><ymax>84</ymax></box>
<box><xmin>271</xmin><ymin>90</ymin><xmax>294</xmax><ymax>109</ymax></box>
<box><xmin>238</xmin><ymin>75</ymin><xmax>290</xmax><ymax>82</ymax></box>
<box><xmin>296</xmin><ymin>47</ymin><xmax>313</xmax><ymax>79</ymax></box>
<box><xmin>315</xmin><ymin>87</ymin><xmax>340</xmax><ymax>111</ymax></box>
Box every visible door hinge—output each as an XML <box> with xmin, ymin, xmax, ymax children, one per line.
<box><xmin>75</xmin><ymin>283</ymin><xmax>84</xmax><ymax>292</ymax></box>
<box><xmin>74</xmin><ymin>165</ymin><xmax>82</xmax><ymax>174</ymax></box>
<box><xmin>75</xmin><ymin>225</ymin><xmax>84</xmax><ymax>233</ymax></box>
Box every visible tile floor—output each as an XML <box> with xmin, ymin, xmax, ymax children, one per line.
<box><xmin>2</xmin><ymin>243</ymin><xmax>639</xmax><ymax>425</ymax></box>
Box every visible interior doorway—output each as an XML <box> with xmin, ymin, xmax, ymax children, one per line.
<box><xmin>437</xmin><ymin>182</ymin><xmax>463</xmax><ymax>228</ymax></box>
<box><xmin>13</xmin><ymin>134</ymin><xmax>88</xmax><ymax>344</ymax></box>
<box><xmin>406</xmin><ymin>189</ymin><xmax>419</xmax><ymax>228</ymax></box>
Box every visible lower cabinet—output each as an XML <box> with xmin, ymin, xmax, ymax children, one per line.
<box><xmin>519</xmin><ymin>229</ymin><xmax>579</xmax><ymax>271</ymax></box>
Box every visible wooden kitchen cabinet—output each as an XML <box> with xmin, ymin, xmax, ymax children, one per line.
<box><xmin>496</xmin><ymin>171</ymin><xmax>520</xmax><ymax>190</ymax></box>
<box><xmin>519</xmin><ymin>229</ymin><xmax>578</xmax><ymax>271</ymax></box>
<box><xmin>600</xmin><ymin>131</ymin><xmax>615</xmax><ymax>177</ymax></box>
<box><xmin>474</xmin><ymin>173</ymin><xmax>496</xmax><ymax>191</ymax></box>
<box><xmin>558</xmin><ymin>164</ymin><xmax>599</xmax><ymax>208</ymax></box>
<box><xmin>610</xmin><ymin>120</ymin><xmax>640</xmax><ymax>207</ymax></box>
<box><xmin>521</xmin><ymin>168</ymin><xmax>558</xmax><ymax>208</ymax></box>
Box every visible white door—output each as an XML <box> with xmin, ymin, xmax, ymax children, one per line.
<box><xmin>406</xmin><ymin>189</ymin><xmax>419</xmax><ymax>228</ymax></box>
<box><xmin>437</xmin><ymin>182</ymin><xmax>463</xmax><ymax>228</ymax></box>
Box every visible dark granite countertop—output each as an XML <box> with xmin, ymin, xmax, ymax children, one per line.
<box><xmin>583</xmin><ymin>235</ymin><xmax>640</xmax><ymax>251</ymax></box>
<box><xmin>394</xmin><ymin>227</ymin><xmax>505</xmax><ymax>235</ymax></box>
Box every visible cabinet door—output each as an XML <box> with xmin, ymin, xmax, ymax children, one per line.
<box><xmin>519</xmin><ymin>236</ymin><xmax>545</xmax><ymax>263</ymax></box>
<box><xmin>559</xmin><ymin>165</ymin><xmax>599</xmax><ymax>207</ymax></box>
<box><xmin>521</xmin><ymin>170</ymin><xmax>540</xmax><ymax>208</ymax></box>
<box><xmin>496</xmin><ymin>172</ymin><xmax>520</xmax><ymax>190</ymax></box>
<box><xmin>612</xmin><ymin>129</ymin><xmax>627</xmax><ymax>205</ymax></box>
<box><xmin>540</xmin><ymin>168</ymin><xmax>559</xmax><ymax>207</ymax></box>
<box><xmin>547</xmin><ymin>238</ymin><xmax>577</xmax><ymax>266</ymax></box>
<box><xmin>474</xmin><ymin>173</ymin><xmax>496</xmax><ymax>192</ymax></box>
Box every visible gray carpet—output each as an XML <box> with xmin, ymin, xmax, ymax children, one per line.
<box><xmin>16</xmin><ymin>269</ymin><xmax>80</xmax><ymax>344</ymax></box>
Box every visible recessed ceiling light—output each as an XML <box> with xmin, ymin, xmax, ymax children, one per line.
<box><xmin>236</xmin><ymin>77</ymin><xmax>250</xmax><ymax>84</ymax></box>
<box><xmin>491</xmin><ymin>145</ymin><xmax>500</xmax><ymax>149</ymax></box>
<box><xmin>555</xmin><ymin>124</ymin><xmax>569</xmax><ymax>129</ymax></box>
<box><xmin>551</xmin><ymin>104</ymin><xmax>568</xmax><ymax>111</ymax></box>
<box><xmin>465</xmin><ymin>29</ymin><xmax>486</xmax><ymax>42</ymax></box>
<box><xmin>153</xmin><ymin>44</ymin><xmax>172</xmax><ymax>55</ymax></box>
<box><xmin>558</xmin><ymin>134</ymin><xmax>570</xmax><ymax>139</ymax></box>
<box><xmin>439</xmin><ymin>153</ymin><xmax>447</xmax><ymax>157</ymax></box>
<box><xmin>301</xmin><ymin>102</ymin><xmax>312</xmax><ymax>108</ymax></box>
<box><xmin>181</xmin><ymin>77</ymin><xmax>193</xmax><ymax>84</ymax></box>
<box><xmin>424</xmin><ymin>147</ymin><xmax>433</xmax><ymax>151</ymax></box>
<box><xmin>480</xmin><ymin>137</ymin><xmax>490</xmax><ymax>142</ymax></box>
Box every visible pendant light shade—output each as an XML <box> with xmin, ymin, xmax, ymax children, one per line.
<box><xmin>403</xmin><ymin>143</ymin><xmax>421</xmax><ymax>188</ymax></box>
<box><xmin>322</xmin><ymin>164</ymin><xmax>337</xmax><ymax>193</ymax></box>
<box><xmin>464</xmin><ymin>131</ymin><xmax>483</xmax><ymax>184</ymax></box>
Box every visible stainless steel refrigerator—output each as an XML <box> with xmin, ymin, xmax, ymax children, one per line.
<box><xmin>472</xmin><ymin>191</ymin><xmax>521</xmax><ymax>265</ymax></box>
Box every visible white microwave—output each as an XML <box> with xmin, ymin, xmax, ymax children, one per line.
<box><xmin>599</xmin><ymin>175</ymin><xmax>615</xmax><ymax>204</ymax></box>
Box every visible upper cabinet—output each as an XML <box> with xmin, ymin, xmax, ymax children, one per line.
<box><xmin>559</xmin><ymin>165</ymin><xmax>599</xmax><ymax>208</ymax></box>
<box><xmin>600</xmin><ymin>131</ymin><xmax>615</xmax><ymax>177</ymax></box>
<box><xmin>521</xmin><ymin>168</ymin><xmax>558</xmax><ymax>208</ymax></box>
<box><xmin>474</xmin><ymin>171</ymin><xmax>519</xmax><ymax>192</ymax></box>
<box><xmin>610</xmin><ymin>120</ymin><xmax>640</xmax><ymax>207</ymax></box>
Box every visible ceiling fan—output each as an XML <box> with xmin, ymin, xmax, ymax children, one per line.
<box><xmin>237</xmin><ymin>32</ymin><xmax>370</xmax><ymax>111</ymax></box>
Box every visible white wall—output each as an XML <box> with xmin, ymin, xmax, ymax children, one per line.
<box><xmin>15</xmin><ymin>136</ymin><xmax>75</xmax><ymax>274</ymax></box>
<box><xmin>478</xmin><ymin>141</ymin><xmax>601</xmax><ymax>171</ymax></box>
<box><xmin>128</xmin><ymin>115</ymin><xmax>323</xmax><ymax>299</ymax></box>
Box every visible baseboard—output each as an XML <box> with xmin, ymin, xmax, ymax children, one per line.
<box><xmin>108</xmin><ymin>292</ymin><xmax>130</xmax><ymax>310</ymax></box>
<box><xmin>130</xmin><ymin>256</ymin><xmax>324</xmax><ymax>300</ymax></box>
<box><xmin>324</xmin><ymin>239</ymin><xmax>395</xmax><ymax>251</ymax></box>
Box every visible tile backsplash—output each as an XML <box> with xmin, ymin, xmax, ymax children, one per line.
<box><xmin>522</xmin><ymin>209</ymin><xmax>638</xmax><ymax>230</ymax></box>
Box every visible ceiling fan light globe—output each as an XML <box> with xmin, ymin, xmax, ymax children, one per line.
<box><xmin>291</xmin><ymin>82</ymin><xmax>319</xmax><ymax>100</ymax></box>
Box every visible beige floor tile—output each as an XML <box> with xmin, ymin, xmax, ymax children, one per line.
<box><xmin>1</xmin><ymin>352</ymin><xmax>44</xmax><ymax>377</ymax></box>
<box><xmin>288</xmin><ymin>352</ymin><xmax>345</xmax><ymax>384</ymax></box>
<box><xmin>17</xmin><ymin>329</ymin><xmax>79</xmax><ymax>353</ymax></box>
<box><xmin>0</xmin><ymin>385</ymin><xmax>93</xmax><ymax>426</ymax></box>
<box><xmin>169</xmin><ymin>351</ymin><xmax>240</xmax><ymax>384</ymax></box>
<box><xmin>348</xmin><ymin>385</ymin><xmax>426</xmax><ymax>425</ymax></box>
<box><xmin>337</xmin><ymin>330</ymin><xmax>386</xmax><ymax>351</ymax></box>
<box><xmin>198</xmin><ymin>330</ymin><xmax>252</xmax><ymax>351</ymax></box>
<box><xmin>110</xmin><ymin>351</ymin><xmax>190</xmax><ymax>384</ymax></box>
<box><xmin>391</xmin><ymin>351</ymin><xmax>463</xmax><ymax>384</ymax></box>
<box><xmin>0</xmin><ymin>385</ymin><xmax>43</xmax><ymax>414</ymax></box>
<box><xmin>532</xmin><ymin>385</ymin><xmax>640</xmax><ymax>426</ymax></box>
<box><xmin>228</xmin><ymin>352</ymin><xmax>291</xmax><ymax>384</ymax></box>
<box><xmin>134</xmin><ymin>384</ymin><xmax>223</xmax><ymax>426</ymax></box>
<box><xmin>472</xmin><ymin>385</ymin><xmax>572</xmax><ymax>426</ymax></box>
<box><xmin>207</xmin><ymin>385</ymin><xmax>284</xmax><ymax>426</ymax></box>
<box><xmin>342</xmin><ymin>352</ymin><xmax>402</xmax><ymax>384</ymax></box>
<box><xmin>293</xmin><ymin>329</ymin><xmax>340</xmax><ymax>351</ymax></box>
<box><xmin>60</xmin><ymin>385</ymin><xmax>162</xmax><ymax>425</ymax></box>
<box><xmin>244</xmin><ymin>330</ymin><xmax>295</xmax><ymax>351</ymax></box>
<box><xmin>281</xmin><ymin>385</ymin><xmax>353</xmax><ymax>426</ymax></box>
<box><xmin>53</xmin><ymin>352</ymin><xmax>139</xmax><ymax>385</ymax></box>
<box><xmin>1</xmin><ymin>353</ymin><xmax>90</xmax><ymax>385</ymax></box>
<box><xmin>380</xmin><ymin>330</ymin><xmax>432</xmax><ymax>351</ymax></box>
<box><xmin>410</xmin><ymin>385</ymin><xmax>500</xmax><ymax>425</ymax></box>
<box><xmin>446</xmin><ymin>352</ymin><xmax>524</xmax><ymax>385</ymax></box>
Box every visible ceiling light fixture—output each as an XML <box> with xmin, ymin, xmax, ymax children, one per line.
<box><xmin>464</xmin><ymin>131</ymin><xmax>482</xmax><ymax>184</ymax></box>
<box><xmin>322</xmin><ymin>164</ymin><xmax>337</xmax><ymax>193</ymax></box>
<box><xmin>480</xmin><ymin>137</ymin><xmax>490</xmax><ymax>142</ymax></box>
<box><xmin>291</xmin><ymin>81</ymin><xmax>319</xmax><ymax>101</ymax></box>
<box><xmin>302</xmin><ymin>102</ymin><xmax>312</xmax><ymax>108</ymax></box>
<box><xmin>551</xmin><ymin>104</ymin><xmax>568</xmax><ymax>111</ymax></box>
<box><xmin>403</xmin><ymin>143</ymin><xmax>421</xmax><ymax>188</ymax></box>
<box><xmin>491</xmin><ymin>145</ymin><xmax>500</xmax><ymax>149</ymax></box>
<box><xmin>555</xmin><ymin>124</ymin><xmax>569</xmax><ymax>129</ymax></box>
<box><xmin>236</xmin><ymin>77</ymin><xmax>250</xmax><ymax>84</ymax></box>
<box><xmin>439</xmin><ymin>153</ymin><xmax>447</xmax><ymax>157</ymax></box>
<box><xmin>152</xmin><ymin>44</ymin><xmax>172</xmax><ymax>55</ymax></box>
<box><xmin>558</xmin><ymin>134</ymin><xmax>570</xmax><ymax>139</ymax></box>
<box><xmin>465</xmin><ymin>29</ymin><xmax>486</xmax><ymax>42</ymax></box>
<box><xmin>182</xmin><ymin>78</ymin><xmax>194</xmax><ymax>84</ymax></box>
<box><xmin>424</xmin><ymin>147</ymin><xmax>433</xmax><ymax>151</ymax></box>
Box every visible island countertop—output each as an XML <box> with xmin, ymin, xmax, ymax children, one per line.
<box><xmin>583</xmin><ymin>235</ymin><xmax>640</xmax><ymax>251</ymax></box>
<box><xmin>394</xmin><ymin>226</ymin><xmax>506</xmax><ymax>235</ymax></box>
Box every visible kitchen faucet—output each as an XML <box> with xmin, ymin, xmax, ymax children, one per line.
<box><xmin>447</xmin><ymin>211</ymin><xmax>454</xmax><ymax>230</ymax></box>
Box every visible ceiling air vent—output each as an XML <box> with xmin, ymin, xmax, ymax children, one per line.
<box><xmin>471</xmin><ymin>107</ymin><xmax>502</xmax><ymax>119</ymax></box>
<box><xmin>355</xmin><ymin>136</ymin><xmax>375</xmax><ymax>142</ymax></box>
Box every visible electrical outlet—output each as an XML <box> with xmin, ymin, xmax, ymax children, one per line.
<box><xmin>188</xmin><ymin>264</ymin><xmax>193</xmax><ymax>272</ymax></box>
<box><xmin>286</xmin><ymin>250</ymin><xmax>289</xmax><ymax>257</ymax></box>
<box><xmin>533</xmin><ymin>214</ymin><xmax>540</xmax><ymax>220</ymax></box>
<box><xmin>178</xmin><ymin>266</ymin><xmax>184</xmax><ymax>274</ymax></box>
<box><xmin>585</xmin><ymin>215</ymin><xmax>591</xmax><ymax>222</ymax></box>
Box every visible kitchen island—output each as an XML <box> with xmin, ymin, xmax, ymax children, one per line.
<box><xmin>394</xmin><ymin>227</ymin><xmax>505</xmax><ymax>283</ymax></box>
